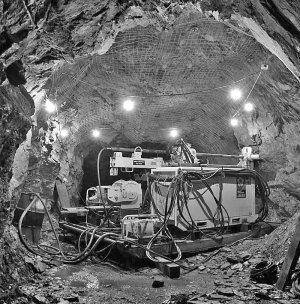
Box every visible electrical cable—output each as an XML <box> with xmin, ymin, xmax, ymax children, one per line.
<box><xmin>147</xmin><ymin>164</ymin><xmax>269</xmax><ymax>244</ymax></box>
<box><xmin>97</xmin><ymin>148</ymin><xmax>108</xmax><ymax>212</ymax></box>
<box><xmin>178</xmin><ymin>178</ymin><xmax>198</xmax><ymax>231</ymax></box>
<box><xmin>147</xmin><ymin>170</ymin><xmax>225</xmax><ymax>261</ymax></box>
<box><xmin>126</xmin><ymin>71</ymin><xmax>261</xmax><ymax>98</ymax></box>
<box><xmin>149</xmin><ymin>171</ymin><xmax>221</xmax><ymax>239</ymax></box>
<box><xmin>58</xmin><ymin>71</ymin><xmax>261</xmax><ymax>99</ymax></box>
<box><xmin>186</xmin><ymin>167</ymin><xmax>269</xmax><ymax>223</ymax></box>
<box><xmin>145</xmin><ymin>176</ymin><xmax>182</xmax><ymax>263</ymax></box>
<box><xmin>78</xmin><ymin>205</ymin><xmax>121</xmax><ymax>252</ymax></box>
<box><xmin>182</xmin><ymin>140</ymin><xmax>195</xmax><ymax>163</ymax></box>
<box><xmin>94</xmin><ymin>241</ymin><xmax>117</xmax><ymax>263</ymax></box>
<box><xmin>232</xmin><ymin>71</ymin><xmax>262</xmax><ymax>119</ymax></box>
<box><xmin>123</xmin><ymin>238</ymin><xmax>196</xmax><ymax>271</ymax></box>
<box><xmin>176</xmin><ymin>180</ymin><xmax>196</xmax><ymax>231</ymax></box>
<box><xmin>184</xmin><ymin>171</ymin><xmax>229</xmax><ymax>235</ymax></box>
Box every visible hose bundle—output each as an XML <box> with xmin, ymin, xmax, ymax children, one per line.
<box><xmin>18</xmin><ymin>193</ymin><xmax>118</xmax><ymax>264</ymax></box>
<box><xmin>146</xmin><ymin>167</ymin><xmax>270</xmax><ymax>240</ymax></box>
<box><xmin>167</xmin><ymin>138</ymin><xmax>196</xmax><ymax>164</ymax></box>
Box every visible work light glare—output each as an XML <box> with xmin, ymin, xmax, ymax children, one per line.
<box><xmin>123</xmin><ymin>99</ymin><xmax>134</xmax><ymax>111</ymax></box>
<box><xmin>230</xmin><ymin>89</ymin><xmax>242</xmax><ymax>100</ymax></box>
<box><xmin>170</xmin><ymin>129</ymin><xmax>178</xmax><ymax>138</ymax></box>
<box><xmin>92</xmin><ymin>129</ymin><xmax>100</xmax><ymax>137</ymax></box>
<box><xmin>61</xmin><ymin>129</ymin><xmax>69</xmax><ymax>138</ymax></box>
<box><xmin>230</xmin><ymin>118</ymin><xmax>238</xmax><ymax>126</ymax></box>
<box><xmin>244</xmin><ymin>102</ymin><xmax>254</xmax><ymax>112</ymax></box>
<box><xmin>45</xmin><ymin>100</ymin><xmax>56</xmax><ymax>113</ymax></box>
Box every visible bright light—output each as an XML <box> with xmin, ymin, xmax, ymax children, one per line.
<box><xmin>45</xmin><ymin>99</ymin><xmax>56</xmax><ymax>113</ymax></box>
<box><xmin>92</xmin><ymin>129</ymin><xmax>100</xmax><ymax>137</ymax></box>
<box><xmin>61</xmin><ymin>129</ymin><xmax>69</xmax><ymax>138</ymax></box>
<box><xmin>230</xmin><ymin>118</ymin><xmax>238</xmax><ymax>127</ymax></box>
<box><xmin>170</xmin><ymin>129</ymin><xmax>179</xmax><ymax>138</ymax></box>
<box><xmin>230</xmin><ymin>89</ymin><xmax>242</xmax><ymax>100</ymax></box>
<box><xmin>123</xmin><ymin>99</ymin><xmax>134</xmax><ymax>111</ymax></box>
<box><xmin>244</xmin><ymin>102</ymin><xmax>254</xmax><ymax>112</ymax></box>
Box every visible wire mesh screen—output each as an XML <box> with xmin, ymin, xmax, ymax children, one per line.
<box><xmin>47</xmin><ymin>17</ymin><xmax>268</xmax><ymax>153</ymax></box>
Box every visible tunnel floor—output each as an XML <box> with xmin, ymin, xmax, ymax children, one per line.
<box><xmin>10</xmin><ymin>221</ymin><xmax>299</xmax><ymax>304</ymax></box>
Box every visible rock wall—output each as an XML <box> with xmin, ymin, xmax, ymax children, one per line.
<box><xmin>0</xmin><ymin>85</ymin><xmax>32</xmax><ymax>288</ymax></box>
<box><xmin>3</xmin><ymin>0</ymin><xmax>300</xmax><ymax>209</ymax></box>
<box><xmin>199</xmin><ymin>0</ymin><xmax>300</xmax><ymax>220</ymax></box>
<box><xmin>2</xmin><ymin>0</ymin><xmax>300</xmax><ymax>285</ymax></box>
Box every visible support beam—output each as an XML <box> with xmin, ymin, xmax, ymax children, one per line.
<box><xmin>277</xmin><ymin>217</ymin><xmax>300</xmax><ymax>290</ymax></box>
<box><xmin>55</xmin><ymin>180</ymin><xmax>71</xmax><ymax>208</ymax></box>
<box><xmin>155</xmin><ymin>257</ymin><xmax>180</xmax><ymax>278</ymax></box>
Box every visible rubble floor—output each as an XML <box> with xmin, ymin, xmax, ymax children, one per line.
<box><xmin>9</xmin><ymin>235</ymin><xmax>300</xmax><ymax>304</ymax></box>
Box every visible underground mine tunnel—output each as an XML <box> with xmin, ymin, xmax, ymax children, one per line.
<box><xmin>2</xmin><ymin>1</ymin><xmax>300</xmax><ymax>303</ymax></box>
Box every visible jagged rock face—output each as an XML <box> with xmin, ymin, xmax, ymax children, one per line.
<box><xmin>1</xmin><ymin>0</ymin><xmax>300</xmax><ymax>201</ymax></box>
<box><xmin>41</xmin><ymin>0</ymin><xmax>300</xmax><ymax>216</ymax></box>
<box><xmin>1</xmin><ymin>0</ymin><xmax>300</xmax><ymax>285</ymax></box>
<box><xmin>0</xmin><ymin>86</ymin><xmax>31</xmax><ymax>229</ymax></box>
<box><xmin>0</xmin><ymin>85</ymin><xmax>32</xmax><ymax>287</ymax></box>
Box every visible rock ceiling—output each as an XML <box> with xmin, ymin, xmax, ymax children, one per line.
<box><xmin>39</xmin><ymin>5</ymin><xmax>299</xmax><ymax>159</ymax></box>
<box><xmin>46</xmin><ymin>16</ymin><xmax>270</xmax><ymax>154</ymax></box>
<box><xmin>2</xmin><ymin>0</ymin><xmax>300</xmax><ymax>196</ymax></box>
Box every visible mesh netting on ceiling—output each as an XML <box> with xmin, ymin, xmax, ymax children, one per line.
<box><xmin>47</xmin><ymin>16</ymin><xmax>268</xmax><ymax>153</ymax></box>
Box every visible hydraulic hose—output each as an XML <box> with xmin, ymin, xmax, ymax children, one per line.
<box><xmin>18</xmin><ymin>193</ymin><xmax>118</xmax><ymax>264</ymax></box>
<box><xmin>147</xmin><ymin>166</ymin><xmax>268</xmax><ymax>240</ymax></box>
<box><xmin>77</xmin><ymin>207</ymin><xmax>120</xmax><ymax>253</ymax></box>
<box><xmin>145</xmin><ymin>177</ymin><xmax>182</xmax><ymax>263</ymax></box>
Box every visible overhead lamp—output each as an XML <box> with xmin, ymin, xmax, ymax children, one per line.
<box><xmin>230</xmin><ymin>89</ymin><xmax>242</xmax><ymax>100</ymax></box>
<box><xmin>92</xmin><ymin>129</ymin><xmax>100</xmax><ymax>138</ymax></box>
<box><xmin>170</xmin><ymin>129</ymin><xmax>179</xmax><ymax>138</ymax></box>
<box><xmin>45</xmin><ymin>99</ymin><xmax>56</xmax><ymax>113</ymax></box>
<box><xmin>230</xmin><ymin>118</ymin><xmax>238</xmax><ymax>127</ymax></box>
<box><xmin>244</xmin><ymin>102</ymin><xmax>254</xmax><ymax>112</ymax></box>
<box><xmin>123</xmin><ymin>99</ymin><xmax>134</xmax><ymax>111</ymax></box>
<box><xmin>61</xmin><ymin>129</ymin><xmax>69</xmax><ymax>138</ymax></box>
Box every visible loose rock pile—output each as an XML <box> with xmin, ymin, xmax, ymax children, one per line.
<box><xmin>164</xmin><ymin>240</ymin><xmax>300</xmax><ymax>304</ymax></box>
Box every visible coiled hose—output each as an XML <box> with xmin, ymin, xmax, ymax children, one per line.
<box><xmin>250</xmin><ymin>260</ymin><xmax>277</xmax><ymax>284</ymax></box>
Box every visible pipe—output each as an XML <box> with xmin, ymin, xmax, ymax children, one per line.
<box><xmin>196</xmin><ymin>152</ymin><xmax>241</xmax><ymax>158</ymax></box>
<box><xmin>106</xmin><ymin>147</ymin><xmax>167</xmax><ymax>154</ymax></box>
<box><xmin>199</xmin><ymin>164</ymin><xmax>243</xmax><ymax>168</ymax></box>
<box><xmin>60</xmin><ymin>222</ymin><xmax>117</xmax><ymax>245</ymax></box>
<box><xmin>164</xmin><ymin>163</ymin><xmax>243</xmax><ymax>168</ymax></box>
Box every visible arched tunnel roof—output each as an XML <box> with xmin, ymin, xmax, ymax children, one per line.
<box><xmin>44</xmin><ymin>15</ymin><xmax>279</xmax><ymax>154</ymax></box>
